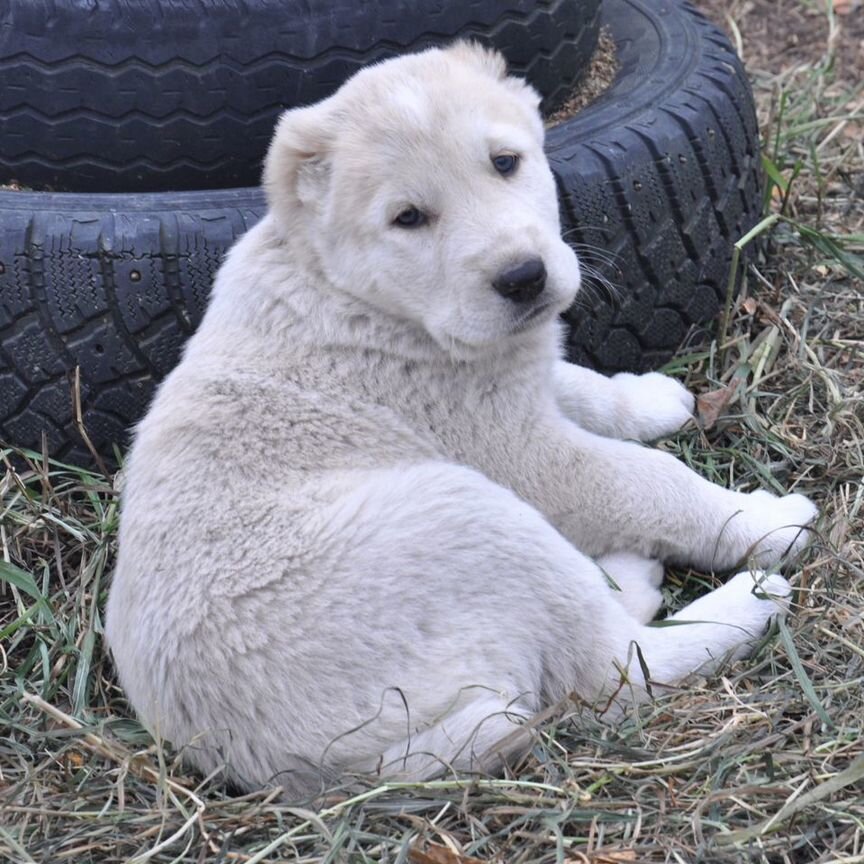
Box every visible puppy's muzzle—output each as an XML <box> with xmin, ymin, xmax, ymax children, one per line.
<box><xmin>493</xmin><ymin>258</ymin><xmax>546</xmax><ymax>304</ymax></box>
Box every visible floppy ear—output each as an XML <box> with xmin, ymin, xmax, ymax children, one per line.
<box><xmin>263</xmin><ymin>101</ymin><xmax>335</xmax><ymax>219</ymax></box>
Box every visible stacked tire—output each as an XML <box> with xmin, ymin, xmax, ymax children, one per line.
<box><xmin>0</xmin><ymin>0</ymin><xmax>761</xmax><ymax>466</ymax></box>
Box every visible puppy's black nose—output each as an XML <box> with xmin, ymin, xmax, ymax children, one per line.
<box><xmin>493</xmin><ymin>258</ymin><xmax>546</xmax><ymax>303</ymax></box>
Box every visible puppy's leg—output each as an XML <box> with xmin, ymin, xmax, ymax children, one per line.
<box><xmin>156</xmin><ymin>463</ymin><xmax>792</xmax><ymax>795</ymax></box>
<box><xmin>491</xmin><ymin>422</ymin><xmax>817</xmax><ymax>570</ymax></box>
<box><xmin>360</xmin><ymin>568</ymin><xmax>790</xmax><ymax>779</ymax></box>
<box><xmin>328</xmin><ymin>468</ymin><xmax>791</xmax><ymax>782</ymax></box>
<box><xmin>629</xmin><ymin>570</ymin><xmax>792</xmax><ymax>688</ymax></box>
<box><xmin>553</xmin><ymin>361</ymin><xmax>694</xmax><ymax>441</ymax></box>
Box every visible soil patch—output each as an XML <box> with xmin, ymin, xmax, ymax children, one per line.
<box><xmin>696</xmin><ymin>0</ymin><xmax>864</xmax><ymax>74</ymax></box>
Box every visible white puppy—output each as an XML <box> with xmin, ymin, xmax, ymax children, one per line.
<box><xmin>106</xmin><ymin>43</ymin><xmax>816</xmax><ymax>797</ymax></box>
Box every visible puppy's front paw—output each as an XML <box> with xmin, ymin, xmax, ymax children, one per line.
<box><xmin>612</xmin><ymin>372</ymin><xmax>695</xmax><ymax>441</ymax></box>
<box><xmin>733</xmin><ymin>490</ymin><xmax>818</xmax><ymax>567</ymax></box>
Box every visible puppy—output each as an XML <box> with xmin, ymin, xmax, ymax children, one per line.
<box><xmin>106</xmin><ymin>43</ymin><xmax>816</xmax><ymax>796</ymax></box>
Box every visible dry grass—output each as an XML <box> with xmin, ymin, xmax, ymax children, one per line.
<box><xmin>545</xmin><ymin>28</ymin><xmax>619</xmax><ymax>124</ymax></box>
<box><xmin>2</xmin><ymin>2</ymin><xmax>863</xmax><ymax>861</ymax></box>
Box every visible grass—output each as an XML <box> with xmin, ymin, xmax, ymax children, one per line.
<box><xmin>2</xmin><ymin>2</ymin><xmax>863</xmax><ymax>861</ymax></box>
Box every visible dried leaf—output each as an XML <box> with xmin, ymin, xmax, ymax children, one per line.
<box><xmin>741</xmin><ymin>297</ymin><xmax>758</xmax><ymax>315</ymax></box>
<box><xmin>63</xmin><ymin>750</ymin><xmax>86</xmax><ymax>769</ymax></box>
<box><xmin>696</xmin><ymin>384</ymin><xmax>737</xmax><ymax>430</ymax></box>
<box><xmin>409</xmin><ymin>843</ymin><xmax>485</xmax><ymax>864</ymax></box>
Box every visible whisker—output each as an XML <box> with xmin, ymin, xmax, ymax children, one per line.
<box><xmin>573</xmin><ymin>262</ymin><xmax>623</xmax><ymax>307</ymax></box>
<box><xmin>566</xmin><ymin>240</ymin><xmax>624</xmax><ymax>271</ymax></box>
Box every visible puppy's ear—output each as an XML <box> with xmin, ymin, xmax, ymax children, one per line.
<box><xmin>445</xmin><ymin>40</ymin><xmax>508</xmax><ymax>80</ymax></box>
<box><xmin>445</xmin><ymin>40</ymin><xmax>542</xmax><ymax>113</ymax></box>
<box><xmin>263</xmin><ymin>102</ymin><xmax>335</xmax><ymax>218</ymax></box>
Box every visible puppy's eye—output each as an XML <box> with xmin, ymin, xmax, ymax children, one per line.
<box><xmin>393</xmin><ymin>207</ymin><xmax>428</xmax><ymax>228</ymax></box>
<box><xmin>492</xmin><ymin>153</ymin><xmax>519</xmax><ymax>176</ymax></box>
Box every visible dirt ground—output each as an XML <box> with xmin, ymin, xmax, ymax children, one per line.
<box><xmin>700</xmin><ymin>0</ymin><xmax>864</xmax><ymax>76</ymax></box>
<box><xmin>698</xmin><ymin>0</ymin><xmax>864</xmax><ymax>273</ymax></box>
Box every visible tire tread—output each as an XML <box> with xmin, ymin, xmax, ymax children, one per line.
<box><xmin>0</xmin><ymin>0</ymin><xmax>600</xmax><ymax>192</ymax></box>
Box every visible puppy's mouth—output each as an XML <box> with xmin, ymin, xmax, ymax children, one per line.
<box><xmin>511</xmin><ymin>300</ymin><xmax>555</xmax><ymax>332</ymax></box>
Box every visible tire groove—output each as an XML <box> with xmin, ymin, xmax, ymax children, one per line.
<box><xmin>1</xmin><ymin>0</ymin><xmax>599</xmax><ymax>192</ymax></box>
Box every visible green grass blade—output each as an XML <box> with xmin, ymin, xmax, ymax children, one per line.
<box><xmin>777</xmin><ymin>615</ymin><xmax>833</xmax><ymax>729</ymax></box>
<box><xmin>0</xmin><ymin>561</ymin><xmax>53</xmax><ymax>620</ymax></box>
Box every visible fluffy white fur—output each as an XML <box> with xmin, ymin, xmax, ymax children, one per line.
<box><xmin>106</xmin><ymin>44</ymin><xmax>817</xmax><ymax>797</ymax></box>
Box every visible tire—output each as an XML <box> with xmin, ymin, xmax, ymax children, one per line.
<box><xmin>0</xmin><ymin>0</ymin><xmax>762</xmax><ymax>466</ymax></box>
<box><xmin>551</xmin><ymin>0</ymin><xmax>762</xmax><ymax>373</ymax></box>
<box><xmin>0</xmin><ymin>0</ymin><xmax>600</xmax><ymax>193</ymax></box>
<box><xmin>0</xmin><ymin>189</ymin><xmax>263</xmax><ymax>466</ymax></box>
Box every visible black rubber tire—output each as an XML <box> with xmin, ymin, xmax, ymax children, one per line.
<box><xmin>551</xmin><ymin>0</ymin><xmax>762</xmax><ymax>373</ymax></box>
<box><xmin>0</xmin><ymin>0</ymin><xmax>600</xmax><ymax>193</ymax></box>
<box><xmin>0</xmin><ymin>0</ymin><xmax>762</xmax><ymax>466</ymax></box>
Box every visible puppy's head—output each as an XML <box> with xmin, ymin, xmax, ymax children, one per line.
<box><xmin>264</xmin><ymin>42</ymin><xmax>580</xmax><ymax>354</ymax></box>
